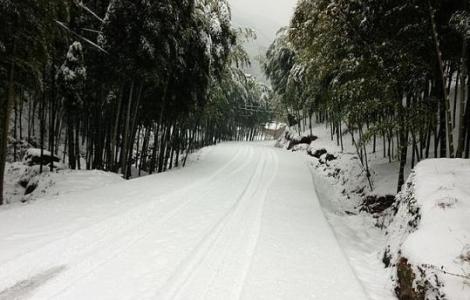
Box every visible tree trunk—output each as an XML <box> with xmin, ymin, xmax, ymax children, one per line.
<box><xmin>183</xmin><ymin>118</ymin><xmax>201</xmax><ymax>167</ymax></box>
<box><xmin>75</xmin><ymin>117</ymin><xmax>81</xmax><ymax>170</ymax></box>
<box><xmin>397</xmin><ymin>96</ymin><xmax>410</xmax><ymax>192</ymax></box>
<box><xmin>19</xmin><ymin>92</ymin><xmax>23</xmax><ymax>141</ymax></box>
<box><xmin>456</xmin><ymin>34</ymin><xmax>468</xmax><ymax>157</ymax></box>
<box><xmin>425</xmin><ymin>120</ymin><xmax>432</xmax><ymax>158</ymax></box>
<box><xmin>67</xmin><ymin>115</ymin><xmax>76</xmax><ymax>170</ymax></box>
<box><xmin>124</xmin><ymin>83</ymin><xmax>143</xmax><ymax>179</ymax></box>
<box><xmin>32</xmin><ymin>100</ymin><xmax>37</xmax><ymax>137</ymax></box>
<box><xmin>0</xmin><ymin>47</ymin><xmax>16</xmax><ymax>205</ymax></box>
<box><xmin>428</xmin><ymin>0</ymin><xmax>454</xmax><ymax>157</ymax></box>
<box><xmin>397</xmin><ymin>128</ymin><xmax>409</xmax><ymax>193</ymax></box>
<box><xmin>465</xmin><ymin>81</ymin><xmax>470</xmax><ymax>158</ymax></box>
<box><xmin>13</xmin><ymin>93</ymin><xmax>18</xmax><ymax>161</ymax></box>
<box><xmin>358</xmin><ymin>126</ymin><xmax>373</xmax><ymax>191</ymax></box>
<box><xmin>139</xmin><ymin>126</ymin><xmax>150</xmax><ymax>176</ymax></box>
<box><xmin>28</xmin><ymin>97</ymin><xmax>32</xmax><ymax>141</ymax></box>
<box><xmin>120</xmin><ymin>81</ymin><xmax>134</xmax><ymax>177</ymax></box>
<box><xmin>159</xmin><ymin>124</ymin><xmax>170</xmax><ymax>173</ymax></box>
<box><xmin>149</xmin><ymin>123</ymin><xmax>159</xmax><ymax>174</ymax></box>
<box><xmin>49</xmin><ymin>65</ymin><xmax>57</xmax><ymax>171</ymax></box>
<box><xmin>39</xmin><ymin>91</ymin><xmax>45</xmax><ymax>174</ymax></box>
<box><xmin>309</xmin><ymin>112</ymin><xmax>313</xmax><ymax>136</ymax></box>
<box><xmin>110</xmin><ymin>86</ymin><xmax>123</xmax><ymax>171</ymax></box>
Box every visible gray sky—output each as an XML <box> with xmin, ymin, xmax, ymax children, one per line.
<box><xmin>229</xmin><ymin>0</ymin><xmax>298</xmax><ymax>42</ymax></box>
<box><xmin>228</xmin><ymin>0</ymin><xmax>298</xmax><ymax>81</ymax></box>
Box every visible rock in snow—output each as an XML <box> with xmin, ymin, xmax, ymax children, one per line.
<box><xmin>23</xmin><ymin>148</ymin><xmax>60</xmax><ymax>167</ymax></box>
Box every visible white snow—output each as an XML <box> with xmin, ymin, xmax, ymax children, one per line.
<box><xmin>386</xmin><ymin>159</ymin><xmax>470</xmax><ymax>299</ymax></box>
<box><xmin>0</xmin><ymin>143</ymin><xmax>367</xmax><ymax>299</ymax></box>
<box><xmin>3</xmin><ymin>162</ymin><xmax>123</xmax><ymax>205</ymax></box>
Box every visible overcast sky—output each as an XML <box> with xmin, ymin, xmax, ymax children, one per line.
<box><xmin>229</xmin><ymin>0</ymin><xmax>298</xmax><ymax>43</ymax></box>
<box><xmin>228</xmin><ymin>0</ymin><xmax>298</xmax><ymax>81</ymax></box>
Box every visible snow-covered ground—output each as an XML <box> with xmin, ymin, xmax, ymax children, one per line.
<box><xmin>0</xmin><ymin>143</ymin><xmax>367</xmax><ymax>299</ymax></box>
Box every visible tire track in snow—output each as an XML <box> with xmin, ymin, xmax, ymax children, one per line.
<box><xmin>200</xmin><ymin>149</ymin><xmax>278</xmax><ymax>300</ymax></box>
<box><xmin>0</xmin><ymin>145</ymin><xmax>252</xmax><ymax>295</ymax></box>
<box><xmin>159</xmin><ymin>148</ymin><xmax>279</xmax><ymax>300</ymax></box>
<box><xmin>37</xmin><ymin>146</ymin><xmax>258</xmax><ymax>300</ymax></box>
<box><xmin>234</xmin><ymin>149</ymin><xmax>279</xmax><ymax>300</ymax></box>
<box><xmin>158</xmin><ymin>148</ymin><xmax>267</xmax><ymax>300</ymax></box>
<box><xmin>196</xmin><ymin>150</ymin><xmax>278</xmax><ymax>300</ymax></box>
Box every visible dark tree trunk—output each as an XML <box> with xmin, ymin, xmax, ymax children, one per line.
<box><xmin>67</xmin><ymin>115</ymin><xmax>76</xmax><ymax>170</ymax></box>
<box><xmin>456</xmin><ymin>33</ymin><xmax>468</xmax><ymax>157</ymax></box>
<box><xmin>121</xmin><ymin>81</ymin><xmax>134</xmax><ymax>178</ymax></box>
<box><xmin>75</xmin><ymin>117</ymin><xmax>81</xmax><ymax>170</ymax></box>
<box><xmin>149</xmin><ymin>123</ymin><xmax>159</xmax><ymax>174</ymax></box>
<box><xmin>428</xmin><ymin>0</ymin><xmax>454</xmax><ymax>157</ymax></box>
<box><xmin>124</xmin><ymin>83</ymin><xmax>143</xmax><ymax>179</ymax></box>
<box><xmin>49</xmin><ymin>65</ymin><xmax>57</xmax><ymax>171</ymax></box>
<box><xmin>397</xmin><ymin>97</ymin><xmax>410</xmax><ymax>193</ymax></box>
<box><xmin>0</xmin><ymin>47</ymin><xmax>16</xmax><ymax>205</ymax></box>
<box><xmin>139</xmin><ymin>126</ymin><xmax>150</xmax><ymax>176</ymax></box>
<box><xmin>397</xmin><ymin>129</ymin><xmax>409</xmax><ymax>193</ymax></box>
<box><xmin>465</xmin><ymin>87</ymin><xmax>470</xmax><ymax>158</ymax></box>
<box><xmin>110</xmin><ymin>86</ymin><xmax>123</xmax><ymax>171</ymax></box>
<box><xmin>39</xmin><ymin>91</ymin><xmax>46</xmax><ymax>174</ymax></box>
<box><xmin>13</xmin><ymin>93</ymin><xmax>18</xmax><ymax>161</ymax></box>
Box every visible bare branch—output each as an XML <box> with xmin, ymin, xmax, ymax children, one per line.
<box><xmin>74</xmin><ymin>0</ymin><xmax>105</xmax><ymax>23</ymax></box>
<box><xmin>55</xmin><ymin>21</ymin><xmax>108</xmax><ymax>54</ymax></box>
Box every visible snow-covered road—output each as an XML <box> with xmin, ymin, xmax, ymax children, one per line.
<box><xmin>0</xmin><ymin>143</ymin><xmax>368</xmax><ymax>300</ymax></box>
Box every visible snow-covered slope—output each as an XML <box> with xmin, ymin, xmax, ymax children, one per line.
<box><xmin>385</xmin><ymin>159</ymin><xmax>470</xmax><ymax>299</ymax></box>
<box><xmin>0</xmin><ymin>143</ymin><xmax>367</xmax><ymax>299</ymax></box>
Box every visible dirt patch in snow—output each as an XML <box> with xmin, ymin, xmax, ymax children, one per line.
<box><xmin>395</xmin><ymin>258</ymin><xmax>426</xmax><ymax>300</ymax></box>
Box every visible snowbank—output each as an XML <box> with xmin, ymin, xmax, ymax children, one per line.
<box><xmin>3</xmin><ymin>162</ymin><xmax>123</xmax><ymax>206</ymax></box>
<box><xmin>385</xmin><ymin>159</ymin><xmax>470</xmax><ymax>299</ymax></box>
